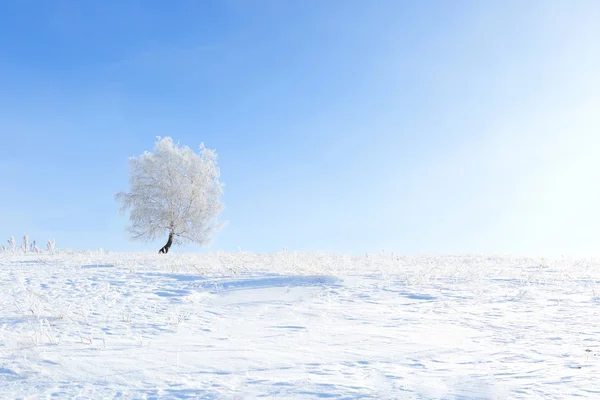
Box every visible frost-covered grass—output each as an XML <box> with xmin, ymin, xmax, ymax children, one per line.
<box><xmin>1</xmin><ymin>251</ymin><xmax>599</xmax><ymax>398</ymax></box>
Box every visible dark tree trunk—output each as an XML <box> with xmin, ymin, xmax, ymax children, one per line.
<box><xmin>159</xmin><ymin>232</ymin><xmax>174</xmax><ymax>254</ymax></box>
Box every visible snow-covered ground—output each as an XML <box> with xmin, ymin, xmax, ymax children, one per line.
<box><xmin>1</xmin><ymin>251</ymin><xmax>599</xmax><ymax>399</ymax></box>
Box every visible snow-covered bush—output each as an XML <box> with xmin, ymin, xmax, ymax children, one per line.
<box><xmin>7</xmin><ymin>236</ymin><xmax>16</xmax><ymax>251</ymax></box>
<box><xmin>47</xmin><ymin>239</ymin><xmax>56</xmax><ymax>254</ymax></box>
<box><xmin>116</xmin><ymin>137</ymin><xmax>225</xmax><ymax>254</ymax></box>
<box><xmin>22</xmin><ymin>234</ymin><xmax>28</xmax><ymax>253</ymax></box>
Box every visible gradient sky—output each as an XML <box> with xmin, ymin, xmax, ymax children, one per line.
<box><xmin>1</xmin><ymin>1</ymin><xmax>599</xmax><ymax>256</ymax></box>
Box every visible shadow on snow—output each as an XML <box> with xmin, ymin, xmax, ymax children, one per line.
<box><xmin>142</xmin><ymin>273</ymin><xmax>342</xmax><ymax>298</ymax></box>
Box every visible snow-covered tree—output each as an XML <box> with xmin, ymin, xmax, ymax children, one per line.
<box><xmin>115</xmin><ymin>137</ymin><xmax>225</xmax><ymax>254</ymax></box>
<box><xmin>22</xmin><ymin>234</ymin><xmax>28</xmax><ymax>253</ymax></box>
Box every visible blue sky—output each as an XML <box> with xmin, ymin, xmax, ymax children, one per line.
<box><xmin>1</xmin><ymin>1</ymin><xmax>599</xmax><ymax>255</ymax></box>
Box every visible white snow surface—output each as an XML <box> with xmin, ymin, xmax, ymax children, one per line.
<box><xmin>1</xmin><ymin>250</ymin><xmax>600</xmax><ymax>399</ymax></box>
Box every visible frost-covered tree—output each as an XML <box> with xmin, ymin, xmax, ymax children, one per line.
<box><xmin>22</xmin><ymin>234</ymin><xmax>28</xmax><ymax>253</ymax></box>
<box><xmin>116</xmin><ymin>137</ymin><xmax>225</xmax><ymax>254</ymax></box>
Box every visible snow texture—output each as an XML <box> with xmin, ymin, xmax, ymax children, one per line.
<box><xmin>1</xmin><ymin>251</ymin><xmax>599</xmax><ymax>399</ymax></box>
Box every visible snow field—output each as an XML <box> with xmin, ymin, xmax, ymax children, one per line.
<box><xmin>1</xmin><ymin>251</ymin><xmax>599</xmax><ymax>398</ymax></box>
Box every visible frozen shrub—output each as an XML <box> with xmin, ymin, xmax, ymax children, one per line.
<box><xmin>7</xmin><ymin>236</ymin><xmax>16</xmax><ymax>251</ymax></box>
<box><xmin>47</xmin><ymin>239</ymin><xmax>56</xmax><ymax>253</ymax></box>
<box><xmin>22</xmin><ymin>234</ymin><xmax>29</xmax><ymax>253</ymax></box>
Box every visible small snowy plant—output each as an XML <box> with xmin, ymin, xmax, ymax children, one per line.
<box><xmin>116</xmin><ymin>137</ymin><xmax>225</xmax><ymax>254</ymax></box>
<box><xmin>47</xmin><ymin>239</ymin><xmax>56</xmax><ymax>254</ymax></box>
<box><xmin>22</xmin><ymin>234</ymin><xmax>29</xmax><ymax>253</ymax></box>
<box><xmin>7</xmin><ymin>236</ymin><xmax>16</xmax><ymax>251</ymax></box>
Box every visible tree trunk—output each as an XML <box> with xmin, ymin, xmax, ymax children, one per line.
<box><xmin>159</xmin><ymin>232</ymin><xmax>174</xmax><ymax>254</ymax></box>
